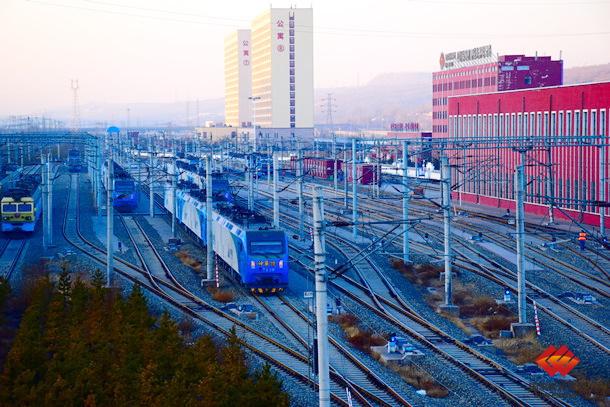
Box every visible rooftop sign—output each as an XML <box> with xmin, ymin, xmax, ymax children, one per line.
<box><xmin>440</xmin><ymin>45</ymin><xmax>493</xmax><ymax>70</ymax></box>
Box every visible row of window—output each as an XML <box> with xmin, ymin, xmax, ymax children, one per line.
<box><xmin>432</xmin><ymin>125</ymin><xmax>448</xmax><ymax>133</ymax></box>
<box><xmin>289</xmin><ymin>13</ymin><xmax>296</xmax><ymax>129</ymax></box>
<box><xmin>432</xmin><ymin>111</ymin><xmax>448</xmax><ymax>120</ymax></box>
<box><xmin>434</xmin><ymin>65</ymin><xmax>496</xmax><ymax>80</ymax></box>
<box><xmin>433</xmin><ymin>76</ymin><xmax>496</xmax><ymax>93</ymax></box>
<box><xmin>432</xmin><ymin>97</ymin><xmax>448</xmax><ymax>106</ymax></box>
<box><xmin>450</xmin><ymin>109</ymin><xmax>608</xmax><ymax>139</ymax></box>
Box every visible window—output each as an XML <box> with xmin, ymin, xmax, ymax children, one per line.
<box><xmin>524</xmin><ymin>75</ymin><xmax>532</xmax><ymax>85</ymax></box>
<box><xmin>17</xmin><ymin>203</ymin><xmax>32</xmax><ymax>212</ymax></box>
<box><xmin>511</xmin><ymin>113</ymin><xmax>517</xmax><ymax>137</ymax></box>
<box><xmin>601</xmin><ymin>109</ymin><xmax>607</xmax><ymax>136</ymax></box>
<box><xmin>530</xmin><ymin>113</ymin><xmax>535</xmax><ymax>137</ymax></box>
<box><xmin>517</xmin><ymin>113</ymin><xmax>523</xmax><ymax>137</ymax></box>
<box><xmin>583</xmin><ymin>110</ymin><xmax>589</xmax><ymax>139</ymax></box>
<box><xmin>566</xmin><ymin>111</ymin><xmax>572</xmax><ymax>137</ymax></box>
<box><xmin>493</xmin><ymin>114</ymin><xmax>498</xmax><ymax>137</ymax></box>
<box><xmin>551</xmin><ymin>111</ymin><xmax>557</xmax><ymax>140</ymax></box>
<box><xmin>537</xmin><ymin>112</ymin><xmax>542</xmax><ymax>137</ymax></box>
<box><xmin>558</xmin><ymin>111</ymin><xmax>564</xmax><ymax>137</ymax></box>
<box><xmin>544</xmin><ymin>112</ymin><xmax>549</xmax><ymax>138</ymax></box>
<box><xmin>591</xmin><ymin>110</ymin><xmax>597</xmax><ymax>139</ymax></box>
<box><xmin>575</xmin><ymin>111</ymin><xmax>581</xmax><ymax>139</ymax></box>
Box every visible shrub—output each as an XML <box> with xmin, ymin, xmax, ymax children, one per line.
<box><xmin>571</xmin><ymin>374</ymin><xmax>610</xmax><ymax>405</ymax></box>
<box><xmin>494</xmin><ymin>334</ymin><xmax>544</xmax><ymax>365</ymax></box>
<box><xmin>175</xmin><ymin>250</ymin><xmax>202</xmax><ymax>272</ymax></box>
<box><xmin>210</xmin><ymin>289</ymin><xmax>235</xmax><ymax>303</ymax></box>
<box><xmin>471</xmin><ymin>315</ymin><xmax>516</xmax><ymax>338</ymax></box>
<box><xmin>388</xmin><ymin>364</ymin><xmax>449</xmax><ymax>398</ymax></box>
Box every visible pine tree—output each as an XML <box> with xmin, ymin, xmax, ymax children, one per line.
<box><xmin>90</xmin><ymin>269</ymin><xmax>105</xmax><ymax>290</ymax></box>
<box><xmin>57</xmin><ymin>266</ymin><xmax>72</xmax><ymax>302</ymax></box>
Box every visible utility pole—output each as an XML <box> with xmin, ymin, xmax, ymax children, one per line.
<box><xmin>46</xmin><ymin>154</ymin><xmax>53</xmax><ymax>247</ymax></box>
<box><xmin>273</xmin><ymin>153</ymin><xmax>280</xmax><ymax>228</ymax></box>
<box><xmin>149</xmin><ymin>138</ymin><xmax>154</xmax><ymax>217</ymax></box>
<box><xmin>206</xmin><ymin>156</ymin><xmax>214</xmax><ymax>281</ymax></box>
<box><xmin>248</xmin><ymin>154</ymin><xmax>254</xmax><ymax>211</ymax></box>
<box><xmin>106</xmin><ymin>153</ymin><xmax>114</xmax><ymax>288</ymax></box>
<box><xmin>298</xmin><ymin>148</ymin><xmax>304</xmax><ymax>237</ymax></box>
<box><xmin>96</xmin><ymin>137</ymin><xmax>103</xmax><ymax>216</ymax></box>
<box><xmin>312</xmin><ymin>186</ymin><xmax>330</xmax><ymax>407</ymax></box>
<box><xmin>439</xmin><ymin>154</ymin><xmax>458</xmax><ymax>315</ymax></box>
<box><xmin>70</xmin><ymin>79</ymin><xmax>80</xmax><ymax>131</ymax></box>
<box><xmin>41</xmin><ymin>154</ymin><xmax>49</xmax><ymax>250</ymax></box>
<box><xmin>267</xmin><ymin>145</ymin><xmax>272</xmax><ymax>185</ymax></box>
<box><xmin>600</xmin><ymin>143</ymin><xmax>607</xmax><ymax>237</ymax></box>
<box><xmin>352</xmin><ymin>139</ymin><xmax>358</xmax><ymax>239</ymax></box>
<box><xmin>171</xmin><ymin>159</ymin><xmax>177</xmax><ymax>237</ymax></box>
<box><xmin>344</xmin><ymin>142</ymin><xmax>348</xmax><ymax>208</ymax></box>
<box><xmin>511</xmin><ymin>151</ymin><xmax>535</xmax><ymax>337</ymax></box>
<box><xmin>332</xmin><ymin>134</ymin><xmax>338</xmax><ymax>192</ymax></box>
<box><xmin>402</xmin><ymin>141</ymin><xmax>410</xmax><ymax>264</ymax></box>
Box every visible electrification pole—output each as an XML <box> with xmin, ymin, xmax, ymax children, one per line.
<box><xmin>402</xmin><ymin>141</ymin><xmax>410</xmax><ymax>264</ymax></box>
<box><xmin>312</xmin><ymin>186</ymin><xmax>330</xmax><ymax>407</ymax></box>
<box><xmin>440</xmin><ymin>154</ymin><xmax>457</xmax><ymax>314</ymax></box>
<box><xmin>267</xmin><ymin>145</ymin><xmax>272</xmax><ymax>185</ymax></box>
<box><xmin>171</xmin><ymin>160</ymin><xmax>177</xmax><ymax>237</ymax></box>
<box><xmin>149</xmin><ymin>139</ymin><xmax>154</xmax><ymax>217</ymax></box>
<box><xmin>298</xmin><ymin>148</ymin><xmax>304</xmax><ymax>237</ymax></box>
<box><xmin>600</xmin><ymin>144</ymin><xmax>607</xmax><ymax>237</ymax></box>
<box><xmin>206</xmin><ymin>156</ymin><xmax>214</xmax><ymax>281</ymax></box>
<box><xmin>248</xmin><ymin>154</ymin><xmax>254</xmax><ymax>211</ymax></box>
<box><xmin>515</xmin><ymin>160</ymin><xmax>527</xmax><ymax>323</ymax></box>
<box><xmin>106</xmin><ymin>154</ymin><xmax>114</xmax><ymax>288</ymax></box>
<box><xmin>332</xmin><ymin>134</ymin><xmax>338</xmax><ymax>192</ymax></box>
<box><xmin>41</xmin><ymin>154</ymin><xmax>49</xmax><ymax>250</ymax></box>
<box><xmin>352</xmin><ymin>139</ymin><xmax>358</xmax><ymax>239</ymax></box>
<box><xmin>46</xmin><ymin>154</ymin><xmax>53</xmax><ymax>247</ymax></box>
<box><xmin>273</xmin><ymin>153</ymin><xmax>279</xmax><ymax>228</ymax></box>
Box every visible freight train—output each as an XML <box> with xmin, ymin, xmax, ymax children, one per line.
<box><xmin>101</xmin><ymin>160</ymin><xmax>139</xmax><ymax>212</ymax></box>
<box><xmin>0</xmin><ymin>174</ymin><xmax>42</xmax><ymax>232</ymax></box>
<box><xmin>164</xmin><ymin>164</ymin><xmax>289</xmax><ymax>293</ymax></box>
<box><xmin>288</xmin><ymin>156</ymin><xmax>381</xmax><ymax>185</ymax></box>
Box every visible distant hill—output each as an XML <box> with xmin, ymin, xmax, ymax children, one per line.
<box><xmin>564</xmin><ymin>63</ymin><xmax>610</xmax><ymax>85</ymax></box>
<box><xmin>315</xmin><ymin>63</ymin><xmax>610</xmax><ymax>129</ymax></box>
<box><xmin>36</xmin><ymin>64</ymin><xmax>610</xmax><ymax>128</ymax></box>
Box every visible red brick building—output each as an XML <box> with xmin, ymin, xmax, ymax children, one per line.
<box><xmin>448</xmin><ymin>82</ymin><xmax>609</xmax><ymax>226</ymax></box>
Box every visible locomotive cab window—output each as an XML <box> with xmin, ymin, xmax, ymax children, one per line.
<box><xmin>249</xmin><ymin>241</ymin><xmax>285</xmax><ymax>255</ymax></box>
<box><xmin>2</xmin><ymin>204</ymin><xmax>17</xmax><ymax>212</ymax></box>
<box><xmin>17</xmin><ymin>204</ymin><xmax>32</xmax><ymax>212</ymax></box>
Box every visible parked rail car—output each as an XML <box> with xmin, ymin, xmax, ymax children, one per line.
<box><xmin>0</xmin><ymin>175</ymin><xmax>42</xmax><ymax>232</ymax></box>
<box><xmin>164</xmin><ymin>172</ymin><xmax>288</xmax><ymax>293</ymax></box>
<box><xmin>101</xmin><ymin>160</ymin><xmax>139</xmax><ymax>212</ymax></box>
<box><xmin>67</xmin><ymin>149</ymin><xmax>82</xmax><ymax>172</ymax></box>
<box><xmin>288</xmin><ymin>157</ymin><xmax>378</xmax><ymax>185</ymax></box>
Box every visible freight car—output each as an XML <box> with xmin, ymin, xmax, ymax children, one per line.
<box><xmin>165</xmin><ymin>170</ymin><xmax>288</xmax><ymax>293</ymax></box>
<box><xmin>289</xmin><ymin>156</ymin><xmax>379</xmax><ymax>185</ymax></box>
<box><xmin>1</xmin><ymin>175</ymin><xmax>42</xmax><ymax>232</ymax></box>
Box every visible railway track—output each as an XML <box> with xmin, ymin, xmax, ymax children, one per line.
<box><xmin>61</xmin><ymin>174</ymin><xmax>357</xmax><ymax>407</ymax></box>
<box><xmin>0</xmin><ymin>239</ymin><xmax>27</xmax><ymax>280</ymax></box>
<box><xmin>252</xmin><ymin>195</ymin><xmax>568</xmax><ymax>407</ymax></box>
<box><xmin>262</xmin><ymin>181</ymin><xmax>610</xmax><ymax>353</ymax></box>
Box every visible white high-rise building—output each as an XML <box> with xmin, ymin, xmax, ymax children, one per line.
<box><xmin>251</xmin><ymin>8</ymin><xmax>313</xmax><ymax>129</ymax></box>
<box><xmin>224</xmin><ymin>29</ymin><xmax>252</xmax><ymax>127</ymax></box>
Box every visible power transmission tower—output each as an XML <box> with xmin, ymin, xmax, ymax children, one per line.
<box><xmin>70</xmin><ymin>79</ymin><xmax>80</xmax><ymax>130</ymax></box>
<box><xmin>320</xmin><ymin>93</ymin><xmax>337</xmax><ymax>136</ymax></box>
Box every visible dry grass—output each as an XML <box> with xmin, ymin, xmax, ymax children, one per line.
<box><xmin>441</xmin><ymin>312</ymin><xmax>473</xmax><ymax>335</ymax></box>
<box><xmin>391</xmin><ymin>260</ymin><xmax>445</xmax><ymax>287</ymax></box>
<box><xmin>571</xmin><ymin>374</ymin><xmax>610</xmax><ymax>405</ymax></box>
<box><xmin>329</xmin><ymin>314</ymin><xmax>386</xmax><ymax>352</ymax></box>
<box><xmin>387</xmin><ymin>363</ymin><xmax>449</xmax><ymax>398</ymax></box>
<box><xmin>494</xmin><ymin>334</ymin><xmax>545</xmax><ymax>365</ymax></box>
<box><xmin>175</xmin><ymin>250</ymin><xmax>202</xmax><ymax>272</ymax></box>
<box><xmin>207</xmin><ymin>288</ymin><xmax>235</xmax><ymax>303</ymax></box>
<box><xmin>471</xmin><ymin>315</ymin><xmax>517</xmax><ymax>339</ymax></box>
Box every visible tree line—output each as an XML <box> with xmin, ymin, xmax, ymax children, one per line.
<box><xmin>0</xmin><ymin>269</ymin><xmax>289</xmax><ymax>406</ymax></box>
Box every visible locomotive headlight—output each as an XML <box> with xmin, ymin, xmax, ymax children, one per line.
<box><xmin>250</xmin><ymin>260</ymin><xmax>256</xmax><ymax>269</ymax></box>
<box><xmin>279</xmin><ymin>260</ymin><xmax>284</xmax><ymax>268</ymax></box>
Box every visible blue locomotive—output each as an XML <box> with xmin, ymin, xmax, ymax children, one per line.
<box><xmin>67</xmin><ymin>149</ymin><xmax>82</xmax><ymax>172</ymax></box>
<box><xmin>165</xmin><ymin>167</ymin><xmax>289</xmax><ymax>293</ymax></box>
<box><xmin>102</xmin><ymin>160</ymin><xmax>139</xmax><ymax>212</ymax></box>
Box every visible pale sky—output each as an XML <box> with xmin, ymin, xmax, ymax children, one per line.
<box><xmin>1</xmin><ymin>0</ymin><xmax>609</xmax><ymax>115</ymax></box>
